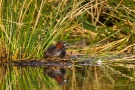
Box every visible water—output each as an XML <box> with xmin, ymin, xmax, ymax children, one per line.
<box><xmin>1</xmin><ymin>59</ymin><xmax>135</xmax><ymax>90</ymax></box>
<box><xmin>64</xmin><ymin>65</ymin><xmax>135</xmax><ymax>90</ymax></box>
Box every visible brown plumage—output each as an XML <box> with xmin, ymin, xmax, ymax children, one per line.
<box><xmin>44</xmin><ymin>41</ymin><xmax>69</xmax><ymax>58</ymax></box>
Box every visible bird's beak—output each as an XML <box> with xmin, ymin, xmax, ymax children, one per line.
<box><xmin>64</xmin><ymin>43</ymin><xmax>69</xmax><ymax>46</ymax></box>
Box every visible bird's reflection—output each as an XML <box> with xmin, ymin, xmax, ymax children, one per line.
<box><xmin>44</xmin><ymin>66</ymin><xmax>68</xmax><ymax>85</ymax></box>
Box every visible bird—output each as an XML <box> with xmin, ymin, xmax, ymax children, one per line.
<box><xmin>44</xmin><ymin>41</ymin><xmax>69</xmax><ymax>58</ymax></box>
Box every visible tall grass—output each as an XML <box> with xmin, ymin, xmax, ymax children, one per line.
<box><xmin>0</xmin><ymin>0</ymin><xmax>135</xmax><ymax>61</ymax></box>
<box><xmin>0</xmin><ymin>0</ymin><xmax>88</xmax><ymax>60</ymax></box>
<box><xmin>84</xmin><ymin>0</ymin><xmax>135</xmax><ymax>54</ymax></box>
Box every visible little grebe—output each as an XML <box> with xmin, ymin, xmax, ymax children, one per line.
<box><xmin>44</xmin><ymin>41</ymin><xmax>69</xmax><ymax>58</ymax></box>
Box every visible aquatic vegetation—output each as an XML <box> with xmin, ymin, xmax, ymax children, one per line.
<box><xmin>0</xmin><ymin>0</ymin><xmax>135</xmax><ymax>61</ymax></box>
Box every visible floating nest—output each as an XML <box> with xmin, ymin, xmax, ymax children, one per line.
<box><xmin>3</xmin><ymin>56</ymin><xmax>73</xmax><ymax>67</ymax></box>
<box><xmin>1</xmin><ymin>55</ymin><xmax>97</xmax><ymax>67</ymax></box>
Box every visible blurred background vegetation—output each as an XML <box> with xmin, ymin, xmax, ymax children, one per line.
<box><xmin>0</xmin><ymin>0</ymin><xmax>135</xmax><ymax>61</ymax></box>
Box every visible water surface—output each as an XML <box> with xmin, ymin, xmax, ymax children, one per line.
<box><xmin>0</xmin><ymin>58</ymin><xmax>135</xmax><ymax>90</ymax></box>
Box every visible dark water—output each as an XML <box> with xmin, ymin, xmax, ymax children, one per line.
<box><xmin>0</xmin><ymin>61</ymin><xmax>135</xmax><ymax>90</ymax></box>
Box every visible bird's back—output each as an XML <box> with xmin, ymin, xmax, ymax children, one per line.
<box><xmin>44</xmin><ymin>46</ymin><xmax>56</xmax><ymax>58</ymax></box>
